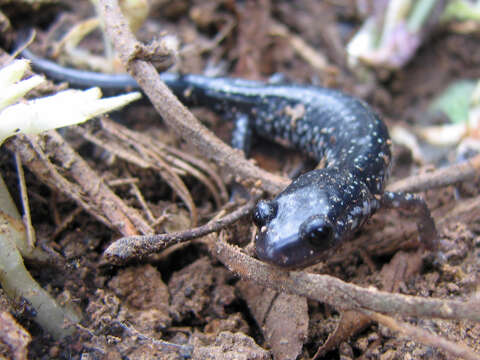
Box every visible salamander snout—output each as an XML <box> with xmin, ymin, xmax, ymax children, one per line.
<box><xmin>254</xmin><ymin>213</ymin><xmax>336</xmax><ymax>268</ymax></box>
<box><xmin>253</xmin><ymin>173</ymin><xmax>343</xmax><ymax>268</ymax></box>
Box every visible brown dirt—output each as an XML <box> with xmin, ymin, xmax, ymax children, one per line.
<box><xmin>0</xmin><ymin>1</ymin><xmax>479</xmax><ymax>359</ymax></box>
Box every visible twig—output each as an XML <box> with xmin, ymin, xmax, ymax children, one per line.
<box><xmin>96</xmin><ymin>0</ymin><xmax>288</xmax><ymax>195</ymax></box>
<box><xmin>387</xmin><ymin>154</ymin><xmax>480</xmax><ymax>193</ymax></box>
<box><xmin>438</xmin><ymin>192</ymin><xmax>480</xmax><ymax>226</ymax></box>
<box><xmin>107</xmin><ymin>177</ymin><xmax>139</xmax><ymax>186</ymax></box>
<box><xmin>269</xmin><ymin>21</ymin><xmax>336</xmax><ymax>75</ymax></box>
<box><xmin>91</xmin><ymin>118</ymin><xmax>227</xmax><ymax>213</ymax></box>
<box><xmin>214</xmin><ymin>237</ymin><xmax>480</xmax><ymax>322</ymax></box>
<box><xmin>130</xmin><ymin>183</ymin><xmax>155</xmax><ymax>223</ymax></box>
<box><xmin>159</xmin><ymin>142</ymin><xmax>228</xmax><ymax>206</ymax></box>
<box><xmin>51</xmin><ymin>207</ymin><xmax>83</xmax><ymax>239</ymax></box>
<box><xmin>9</xmin><ymin>131</ymin><xmax>153</xmax><ymax>236</ymax></box>
<box><xmin>77</xmin><ymin>123</ymin><xmax>198</xmax><ymax>225</ymax></box>
<box><xmin>104</xmin><ymin>196</ymin><xmax>258</xmax><ymax>264</ymax></box>
<box><xmin>363</xmin><ymin>310</ymin><xmax>480</xmax><ymax>360</ymax></box>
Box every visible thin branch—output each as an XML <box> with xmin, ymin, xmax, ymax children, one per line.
<box><xmin>363</xmin><ymin>310</ymin><xmax>480</xmax><ymax>360</ymax></box>
<box><xmin>387</xmin><ymin>154</ymin><xmax>480</xmax><ymax>193</ymax></box>
<box><xmin>76</xmin><ymin>121</ymin><xmax>199</xmax><ymax>225</ymax></box>
<box><xmin>269</xmin><ymin>21</ymin><xmax>336</xmax><ymax>75</ymax></box>
<box><xmin>104</xmin><ymin>196</ymin><xmax>258</xmax><ymax>264</ymax></box>
<box><xmin>214</xmin><ymin>237</ymin><xmax>480</xmax><ymax>322</ymax></box>
<box><xmin>96</xmin><ymin>0</ymin><xmax>288</xmax><ymax>195</ymax></box>
<box><xmin>9</xmin><ymin>132</ymin><xmax>153</xmax><ymax>236</ymax></box>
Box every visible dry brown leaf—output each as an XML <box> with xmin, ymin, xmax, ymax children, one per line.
<box><xmin>238</xmin><ymin>280</ymin><xmax>308</xmax><ymax>360</ymax></box>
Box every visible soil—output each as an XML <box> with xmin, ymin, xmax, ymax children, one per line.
<box><xmin>0</xmin><ymin>1</ymin><xmax>479</xmax><ymax>359</ymax></box>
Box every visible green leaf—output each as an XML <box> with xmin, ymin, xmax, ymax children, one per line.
<box><xmin>429</xmin><ymin>80</ymin><xmax>476</xmax><ymax>124</ymax></box>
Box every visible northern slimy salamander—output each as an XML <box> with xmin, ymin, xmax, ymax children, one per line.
<box><xmin>21</xmin><ymin>47</ymin><xmax>437</xmax><ymax>268</ymax></box>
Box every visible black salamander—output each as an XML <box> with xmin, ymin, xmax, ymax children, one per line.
<box><xmin>21</xmin><ymin>48</ymin><xmax>437</xmax><ymax>268</ymax></box>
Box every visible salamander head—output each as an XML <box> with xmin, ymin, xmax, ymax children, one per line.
<box><xmin>254</xmin><ymin>170</ymin><xmax>345</xmax><ymax>268</ymax></box>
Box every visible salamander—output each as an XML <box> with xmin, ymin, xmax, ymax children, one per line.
<box><xmin>20</xmin><ymin>47</ymin><xmax>437</xmax><ymax>268</ymax></box>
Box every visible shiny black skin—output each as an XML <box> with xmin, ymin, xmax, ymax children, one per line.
<box><xmin>22</xmin><ymin>48</ymin><xmax>392</xmax><ymax>268</ymax></box>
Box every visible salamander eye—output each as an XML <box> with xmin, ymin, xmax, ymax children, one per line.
<box><xmin>253</xmin><ymin>200</ymin><xmax>277</xmax><ymax>227</ymax></box>
<box><xmin>300</xmin><ymin>216</ymin><xmax>334</xmax><ymax>250</ymax></box>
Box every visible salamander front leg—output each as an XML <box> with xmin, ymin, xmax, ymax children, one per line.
<box><xmin>230</xmin><ymin>114</ymin><xmax>253</xmax><ymax>200</ymax></box>
<box><xmin>380</xmin><ymin>191</ymin><xmax>437</xmax><ymax>250</ymax></box>
<box><xmin>231</xmin><ymin>114</ymin><xmax>253</xmax><ymax>155</ymax></box>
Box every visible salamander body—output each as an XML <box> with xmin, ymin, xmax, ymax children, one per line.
<box><xmin>22</xmin><ymin>48</ymin><xmax>436</xmax><ymax>268</ymax></box>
